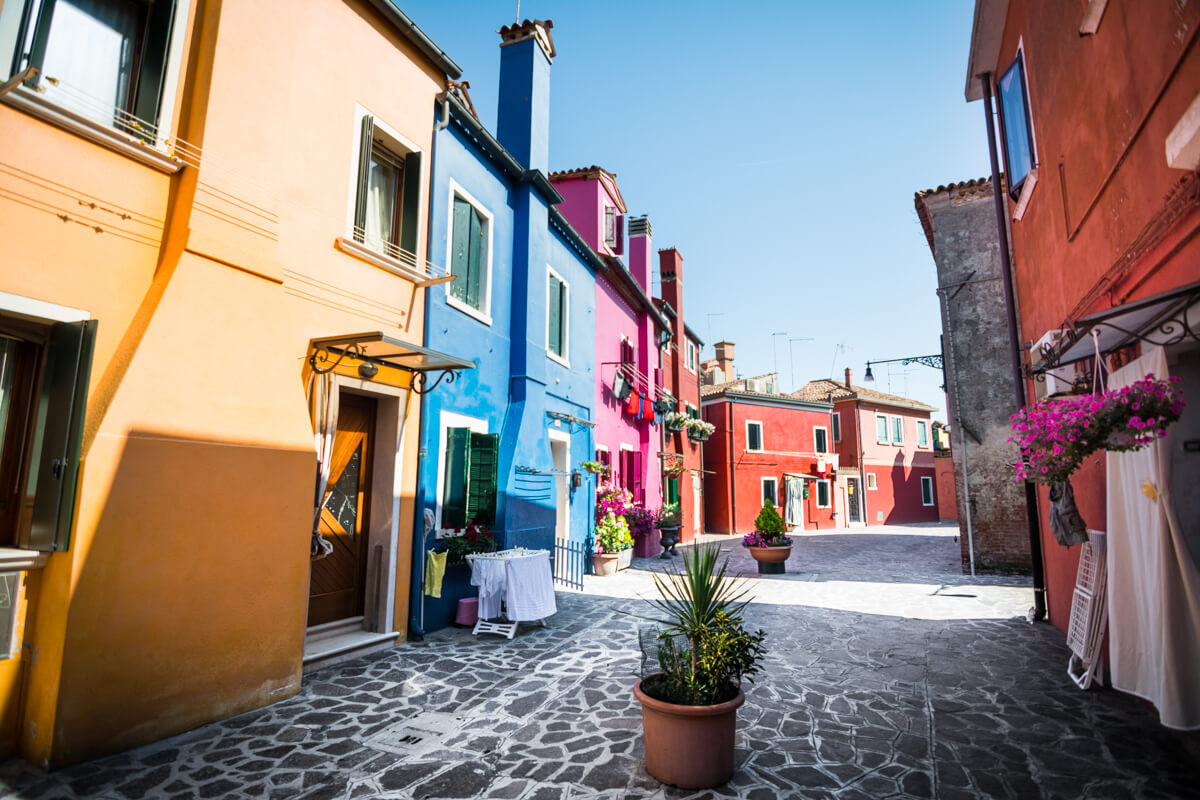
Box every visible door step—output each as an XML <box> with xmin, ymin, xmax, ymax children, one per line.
<box><xmin>303</xmin><ymin>617</ymin><xmax>398</xmax><ymax>672</ymax></box>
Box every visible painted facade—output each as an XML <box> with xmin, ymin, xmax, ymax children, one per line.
<box><xmin>549</xmin><ymin>169</ymin><xmax>670</xmax><ymax>554</ymax></box>
<box><xmin>792</xmin><ymin>370</ymin><xmax>940</xmax><ymax>526</ymax></box>
<box><xmin>0</xmin><ymin>0</ymin><xmax>468</xmax><ymax>766</ymax></box>
<box><xmin>415</xmin><ymin>21</ymin><xmax>599</xmax><ymax>633</ymax></box>
<box><xmin>965</xmin><ymin>1</ymin><xmax>1200</xmax><ymax>637</ymax></box>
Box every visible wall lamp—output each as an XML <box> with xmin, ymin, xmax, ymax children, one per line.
<box><xmin>863</xmin><ymin>354</ymin><xmax>943</xmax><ymax>383</ymax></box>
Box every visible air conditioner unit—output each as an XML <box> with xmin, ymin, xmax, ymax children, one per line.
<box><xmin>1031</xmin><ymin>330</ymin><xmax>1076</xmax><ymax>400</ymax></box>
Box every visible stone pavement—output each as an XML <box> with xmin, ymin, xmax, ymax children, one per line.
<box><xmin>1</xmin><ymin>523</ymin><xmax>1197</xmax><ymax>799</ymax></box>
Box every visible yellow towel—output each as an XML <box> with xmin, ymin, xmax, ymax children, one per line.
<box><xmin>425</xmin><ymin>551</ymin><xmax>447</xmax><ymax>598</ymax></box>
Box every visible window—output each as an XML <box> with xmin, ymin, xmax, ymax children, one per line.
<box><xmin>620</xmin><ymin>337</ymin><xmax>635</xmax><ymax>367</ymax></box>
<box><xmin>604</xmin><ymin>206</ymin><xmax>616</xmax><ymax>247</ymax></box>
<box><xmin>440</xmin><ymin>427</ymin><xmax>499</xmax><ymax>529</ymax></box>
<box><xmin>866</xmin><ymin>472</ymin><xmax>877</xmax><ymax>490</ymax></box>
<box><xmin>353</xmin><ymin>115</ymin><xmax>422</xmax><ymax>261</ymax></box>
<box><xmin>816</xmin><ymin>479</ymin><xmax>831</xmax><ymax>508</ymax></box>
<box><xmin>920</xmin><ymin>476</ymin><xmax>935</xmax><ymax>507</ymax></box>
<box><xmin>447</xmin><ymin>186</ymin><xmax>492</xmax><ymax>318</ymax></box>
<box><xmin>595</xmin><ymin>446</ymin><xmax>611</xmax><ymax>476</ymax></box>
<box><xmin>686</xmin><ymin>404</ymin><xmax>699</xmax><ymax>420</ymax></box>
<box><xmin>875</xmin><ymin>414</ymin><xmax>889</xmax><ymax>444</ymax></box>
<box><xmin>891</xmin><ymin>416</ymin><xmax>904</xmax><ymax>445</ymax></box>
<box><xmin>619</xmin><ymin>445</ymin><xmax>641</xmax><ymax>503</ymax></box>
<box><xmin>746</xmin><ymin>421</ymin><xmax>763</xmax><ymax>452</ymax></box>
<box><xmin>4</xmin><ymin>0</ymin><xmax>186</xmax><ymax>140</ymax></box>
<box><xmin>762</xmin><ymin>478</ymin><xmax>777</xmax><ymax>506</ymax></box>
<box><xmin>916</xmin><ymin>420</ymin><xmax>929</xmax><ymax>448</ymax></box>
<box><xmin>814</xmin><ymin>426</ymin><xmax>828</xmax><ymax>455</ymax></box>
<box><xmin>666</xmin><ymin>477</ymin><xmax>679</xmax><ymax>505</ymax></box>
<box><xmin>832</xmin><ymin>412</ymin><xmax>840</xmax><ymax>442</ymax></box>
<box><xmin>685</xmin><ymin>341</ymin><xmax>697</xmax><ymax>372</ymax></box>
<box><xmin>546</xmin><ymin>267</ymin><xmax>569</xmax><ymax>364</ymax></box>
<box><xmin>0</xmin><ymin>311</ymin><xmax>97</xmax><ymax>552</ymax></box>
<box><xmin>997</xmin><ymin>51</ymin><xmax>1036</xmax><ymax>199</ymax></box>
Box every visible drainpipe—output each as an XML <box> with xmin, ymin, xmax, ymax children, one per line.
<box><xmin>936</xmin><ymin>287</ymin><xmax>976</xmax><ymax>576</ymax></box>
<box><xmin>727</xmin><ymin>400</ymin><xmax>737</xmax><ymax>534</ymax></box>
<box><xmin>856</xmin><ymin>399</ymin><xmax>868</xmax><ymax>526</ymax></box>
<box><xmin>981</xmin><ymin>73</ymin><xmax>1047</xmax><ymax>621</ymax></box>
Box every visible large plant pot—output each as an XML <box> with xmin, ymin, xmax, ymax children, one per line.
<box><xmin>633</xmin><ymin>532</ymin><xmax>658</xmax><ymax>559</ymax></box>
<box><xmin>634</xmin><ymin>676</ymin><xmax>745</xmax><ymax>789</ymax></box>
<box><xmin>746</xmin><ymin>545</ymin><xmax>791</xmax><ymax>574</ymax></box>
<box><xmin>657</xmin><ymin>525</ymin><xmax>681</xmax><ymax>558</ymax></box>
<box><xmin>593</xmin><ymin>553</ymin><xmax>620</xmax><ymax>576</ymax></box>
<box><xmin>617</xmin><ymin>548</ymin><xmax>633</xmax><ymax>570</ymax></box>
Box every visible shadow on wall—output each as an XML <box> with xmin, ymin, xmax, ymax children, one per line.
<box><xmin>887</xmin><ymin>451</ymin><xmax>936</xmax><ymax>525</ymax></box>
<box><xmin>44</xmin><ymin>427</ymin><xmax>315</xmax><ymax>766</ymax></box>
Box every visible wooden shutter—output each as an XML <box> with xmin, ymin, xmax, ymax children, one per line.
<box><xmin>465</xmin><ymin>205</ymin><xmax>484</xmax><ymax>308</ymax></box>
<box><xmin>614</xmin><ymin>214</ymin><xmax>624</xmax><ymax>255</ymax></box>
<box><xmin>633</xmin><ymin>453</ymin><xmax>643</xmax><ymax>504</ymax></box>
<box><xmin>23</xmin><ymin>320</ymin><xmax>97</xmax><ymax>552</ymax></box>
<box><xmin>133</xmin><ymin>0</ymin><xmax>177</xmax><ymax>137</ymax></box>
<box><xmin>441</xmin><ymin>427</ymin><xmax>470</xmax><ymax>529</ymax></box>
<box><xmin>548</xmin><ymin>275</ymin><xmax>563</xmax><ymax>355</ymax></box>
<box><xmin>450</xmin><ymin>197</ymin><xmax>471</xmax><ymax>302</ymax></box>
<box><xmin>400</xmin><ymin>151</ymin><xmax>422</xmax><ymax>256</ymax></box>
<box><xmin>465</xmin><ymin>433</ymin><xmax>499</xmax><ymax>525</ymax></box>
<box><xmin>667</xmin><ymin>478</ymin><xmax>679</xmax><ymax>505</ymax></box>
<box><xmin>353</xmin><ymin>116</ymin><xmax>375</xmax><ymax>241</ymax></box>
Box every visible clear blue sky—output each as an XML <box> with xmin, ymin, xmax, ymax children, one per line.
<box><xmin>401</xmin><ymin>0</ymin><xmax>991</xmax><ymax>421</ymax></box>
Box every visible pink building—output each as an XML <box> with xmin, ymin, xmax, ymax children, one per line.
<box><xmin>550</xmin><ymin>168</ymin><xmax>671</xmax><ymax>536</ymax></box>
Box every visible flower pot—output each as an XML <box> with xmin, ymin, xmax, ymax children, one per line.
<box><xmin>657</xmin><ymin>525</ymin><xmax>681</xmax><ymax>559</ymax></box>
<box><xmin>634</xmin><ymin>676</ymin><xmax>745</xmax><ymax>789</ymax></box>
<box><xmin>592</xmin><ymin>552</ymin><xmax>620</xmax><ymax>576</ymax></box>
<box><xmin>633</xmin><ymin>532</ymin><xmax>658</xmax><ymax>559</ymax></box>
<box><xmin>746</xmin><ymin>545</ymin><xmax>791</xmax><ymax>574</ymax></box>
<box><xmin>617</xmin><ymin>548</ymin><xmax>632</xmax><ymax>570</ymax></box>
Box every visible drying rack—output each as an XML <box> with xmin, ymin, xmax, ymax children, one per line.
<box><xmin>466</xmin><ymin>548</ymin><xmax>551</xmax><ymax>639</ymax></box>
<box><xmin>1066</xmin><ymin>530</ymin><xmax>1108</xmax><ymax>689</ymax></box>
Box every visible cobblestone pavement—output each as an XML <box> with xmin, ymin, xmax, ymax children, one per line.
<box><xmin>2</xmin><ymin>524</ymin><xmax>1197</xmax><ymax>799</ymax></box>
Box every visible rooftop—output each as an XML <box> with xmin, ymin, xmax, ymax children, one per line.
<box><xmin>791</xmin><ymin>378</ymin><xmax>937</xmax><ymax>412</ymax></box>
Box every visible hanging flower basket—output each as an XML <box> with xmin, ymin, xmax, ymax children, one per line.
<box><xmin>686</xmin><ymin>418</ymin><xmax>715</xmax><ymax>442</ymax></box>
<box><xmin>665</xmin><ymin>411</ymin><xmax>689</xmax><ymax>433</ymax></box>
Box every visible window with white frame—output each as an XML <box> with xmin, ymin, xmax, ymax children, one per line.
<box><xmin>814</xmin><ymin>426</ymin><xmax>829</xmax><ymax>454</ymax></box>
<box><xmin>832</xmin><ymin>412</ymin><xmax>841</xmax><ymax>442</ymax></box>
<box><xmin>2</xmin><ymin>0</ymin><xmax>190</xmax><ymax>144</ymax></box>
<box><xmin>746</xmin><ymin>421</ymin><xmax>763</xmax><ymax>452</ymax></box>
<box><xmin>546</xmin><ymin>266</ymin><xmax>569</xmax><ymax>364</ymax></box>
<box><xmin>686</xmin><ymin>403</ymin><xmax>699</xmax><ymax>420</ymax></box>
<box><xmin>875</xmin><ymin>414</ymin><xmax>889</xmax><ymax>444</ymax></box>
<box><xmin>866</xmin><ymin>472</ymin><xmax>877</xmax><ymax>490</ymax></box>
<box><xmin>762</xmin><ymin>477</ymin><xmax>777</xmax><ymax>506</ymax></box>
<box><xmin>352</xmin><ymin>114</ymin><xmax>423</xmax><ymax>261</ymax></box>
<box><xmin>604</xmin><ymin>206</ymin><xmax>617</xmax><ymax>248</ymax></box>
<box><xmin>916</xmin><ymin>420</ymin><xmax>929</xmax><ymax>448</ymax></box>
<box><xmin>997</xmin><ymin>49</ymin><xmax>1036</xmax><ymax>200</ymax></box>
<box><xmin>816</xmin><ymin>479</ymin><xmax>831</xmax><ymax>508</ymax></box>
<box><xmin>686</xmin><ymin>341</ymin><xmax>697</xmax><ymax>372</ymax></box>
<box><xmin>595</xmin><ymin>445</ymin><xmax>611</xmax><ymax>476</ymax></box>
<box><xmin>891</xmin><ymin>416</ymin><xmax>904</xmax><ymax>446</ymax></box>
<box><xmin>437</xmin><ymin>413</ymin><xmax>496</xmax><ymax>533</ymax></box>
<box><xmin>446</xmin><ymin>185</ymin><xmax>492</xmax><ymax>319</ymax></box>
<box><xmin>920</xmin><ymin>476</ymin><xmax>935</xmax><ymax>506</ymax></box>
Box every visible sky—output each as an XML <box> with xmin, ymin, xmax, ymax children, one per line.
<box><xmin>399</xmin><ymin>0</ymin><xmax>992</xmax><ymax>421</ymax></box>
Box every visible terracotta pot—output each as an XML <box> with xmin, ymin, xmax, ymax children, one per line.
<box><xmin>746</xmin><ymin>545</ymin><xmax>791</xmax><ymax>574</ymax></box>
<box><xmin>634</xmin><ymin>676</ymin><xmax>745</xmax><ymax>788</ymax></box>
<box><xmin>592</xmin><ymin>552</ymin><xmax>620</xmax><ymax>576</ymax></box>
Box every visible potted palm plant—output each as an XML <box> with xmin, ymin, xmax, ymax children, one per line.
<box><xmin>742</xmin><ymin>499</ymin><xmax>792</xmax><ymax>574</ymax></box>
<box><xmin>634</xmin><ymin>543</ymin><xmax>766</xmax><ymax>789</ymax></box>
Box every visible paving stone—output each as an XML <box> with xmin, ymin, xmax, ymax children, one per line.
<box><xmin>410</xmin><ymin>761</ymin><xmax>493</xmax><ymax>798</ymax></box>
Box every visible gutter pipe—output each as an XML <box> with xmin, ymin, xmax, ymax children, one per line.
<box><xmin>981</xmin><ymin>72</ymin><xmax>1047</xmax><ymax>622</ymax></box>
<box><xmin>936</xmin><ymin>287</ymin><xmax>976</xmax><ymax>576</ymax></box>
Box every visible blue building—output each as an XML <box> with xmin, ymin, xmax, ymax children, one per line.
<box><xmin>412</xmin><ymin>20</ymin><xmax>604</xmax><ymax>633</ymax></box>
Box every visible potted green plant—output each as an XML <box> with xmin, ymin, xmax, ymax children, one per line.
<box><xmin>686</xmin><ymin>417</ymin><xmax>715</xmax><ymax>442</ymax></box>
<box><xmin>742</xmin><ymin>499</ymin><xmax>792</xmax><ymax>574</ymax></box>
<box><xmin>654</xmin><ymin>501</ymin><xmax>682</xmax><ymax>558</ymax></box>
<box><xmin>664</xmin><ymin>410</ymin><xmax>689</xmax><ymax>433</ymax></box>
<box><xmin>580</xmin><ymin>459</ymin><xmax>609</xmax><ymax>477</ymax></box>
<box><xmin>634</xmin><ymin>543</ymin><xmax>766</xmax><ymax>789</ymax></box>
<box><xmin>593</xmin><ymin>512</ymin><xmax>633</xmax><ymax>576</ymax></box>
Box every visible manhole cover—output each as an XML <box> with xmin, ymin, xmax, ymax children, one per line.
<box><xmin>363</xmin><ymin>711</ymin><xmax>466</xmax><ymax>757</ymax></box>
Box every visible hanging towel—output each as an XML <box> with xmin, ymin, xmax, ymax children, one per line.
<box><xmin>505</xmin><ymin>552</ymin><xmax>557</xmax><ymax>622</ymax></box>
<box><xmin>626</xmin><ymin>389</ymin><xmax>641</xmax><ymax>416</ymax></box>
<box><xmin>470</xmin><ymin>558</ymin><xmax>508</xmax><ymax>620</ymax></box>
<box><xmin>640</xmin><ymin>398</ymin><xmax>656</xmax><ymax>422</ymax></box>
<box><xmin>424</xmin><ymin>551</ymin><xmax>447</xmax><ymax>598</ymax></box>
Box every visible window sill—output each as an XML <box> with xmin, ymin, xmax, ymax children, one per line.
<box><xmin>547</xmin><ymin>351</ymin><xmax>570</xmax><ymax>368</ymax></box>
<box><xmin>2</xmin><ymin>87</ymin><xmax>183</xmax><ymax>174</ymax></box>
<box><xmin>0</xmin><ymin>548</ymin><xmax>50</xmax><ymax>571</ymax></box>
<box><xmin>334</xmin><ymin>237</ymin><xmax>454</xmax><ymax>288</ymax></box>
<box><xmin>445</xmin><ymin>295</ymin><xmax>493</xmax><ymax>326</ymax></box>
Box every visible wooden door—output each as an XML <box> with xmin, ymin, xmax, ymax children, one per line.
<box><xmin>308</xmin><ymin>394</ymin><xmax>375</xmax><ymax>627</ymax></box>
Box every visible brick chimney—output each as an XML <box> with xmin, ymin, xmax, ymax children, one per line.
<box><xmin>714</xmin><ymin>341</ymin><xmax>735</xmax><ymax>382</ymax></box>
<box><xmin>658</xmin><ymin>247</ymin><xmax>682</xmax><ymax>311</ymax></box>
<box><xmin>627</xmin><ymin>215</ymin><xmax>651</xmax><ymax>291</ymax></box>
<box><xmin>497</xmin><ymin>19</ymin><xmax>555</xmax><ymax>173</ymax></box>
<box><xmin>844</xmin><ymin>367</ymin><xmax>853</xmax><ymax>387</ymax></box>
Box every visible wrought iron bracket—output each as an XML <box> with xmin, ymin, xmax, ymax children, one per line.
<box><xmin>410</xmin><ymin>369</ymin><xmax>458</xmax><ymax>395</ymax></box>
<box><xmin>309</xmin><ymin>342</ymin><xmax>365</xmax><ymax>374</ymax></box>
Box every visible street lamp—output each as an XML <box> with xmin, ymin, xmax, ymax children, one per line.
<box><xmin>863</xmin><ymin>354</ymin><xmax>943</xmax><ymax>382</ymax></box>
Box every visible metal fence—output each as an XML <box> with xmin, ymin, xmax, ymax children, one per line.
<box><xmin>552</xmin><ymin>537</ymin><xmax>586</xmax><ymax>590</ymax></box>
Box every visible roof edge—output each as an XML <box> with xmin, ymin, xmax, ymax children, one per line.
<box><xmin>366</xmin><ymin>0</ymin><xmax>462</xmax><ymax>79</ymax></box>
<box><xmin>965</xmin><ymin>0</ymin><xmax>1009</xmax><ymax>101</ymax></box>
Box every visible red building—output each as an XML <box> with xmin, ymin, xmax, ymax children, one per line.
<box><xmin>655</xmin><ymin>248</ymin><xmax>705</xmax><ymax>543</ymax></box>
<box><xmin>793</xmin><ymin>369</ymin><xmax>940</xmax><ymax>526</ymax></box>
<box><xmin>700</xmin><ymin>344</ymin><xmax>837</xmax><ymax>534</ymax></box>
<box><xmin>965</xmin><ymin>1</ymin><xmax>1200</xmax><ymax>727</ymax></box>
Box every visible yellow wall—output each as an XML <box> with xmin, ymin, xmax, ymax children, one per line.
<box><xmin>0</xmin><ymin>0</ymin><xmax>444</xmax><ymax>767</ymax></box>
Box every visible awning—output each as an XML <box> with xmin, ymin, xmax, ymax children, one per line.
<box><xmin>1035</xmin><ymin>281</ymin><xmax>1200</xmax><ymax>371</ymax></box>
<box><xmin>308</xmin><ymin>332</ymin><xmax>475</xmax><ymax>393</ymax></box>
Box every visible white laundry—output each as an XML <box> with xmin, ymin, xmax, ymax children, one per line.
<box><xmin>470</xmin><ymin>558</ymin><xmax>507</xmax><ymax>620</ymax></box>
<box><xmin>505</xmin><ymin>552</ymin><xmax>556</xmax><ymax>622</ymax></box>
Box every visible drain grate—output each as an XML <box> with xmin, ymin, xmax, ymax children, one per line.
<box><xmin>363</xmin><ymin>711</ymin><xmax>466</xmax><ymax>757</ymax></box>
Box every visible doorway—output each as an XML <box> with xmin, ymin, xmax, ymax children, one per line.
<box><xmin>308</xmin><ymin>393</ymin><xmax>376</xmax><ymax>627</ymax></box>
<box><xmin>692</xmin><ymin>472</ymin><xmax>702</xmax><ymax>536</ymax></box>
<box><xmin>549</xmin><ymin>431</ymin><xmax>570</xmax><ymax>542</ymax></box>
<box><xmin>846</xmin><ymin>477</ymin><xmax>863</xmax><ymax>525</ymax></box>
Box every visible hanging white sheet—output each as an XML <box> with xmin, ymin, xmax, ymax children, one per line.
<box><xmin>1106</xmin><ymin>346</ymin><xmax>1200</xmax><ymax>730</ymax></box>
<box><xmin>505</xmin><ymin>551</ymin><xmax>556</xmax><ymax>622</ymax></box>
<box><xmin>785</xmin><ymin>476</ymin><xmax>805</xmax><ymax>527</ymax></box>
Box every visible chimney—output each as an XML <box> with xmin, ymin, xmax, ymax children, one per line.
<box><xmin>844</xmin><ymin>367</ymin><xmax>853</xmax><ymax>387</ymax></box>
<box><xmin>658</xmin><ymin>247</ymin><xmax>682</xmax><ymax>307</ymax></box>
<box><xmin>714</xmin><ymin>340</ymin><xmax>735</xmax><ymax>382</ymax></box>
<box><xmin>497</xmin><ymin>19</ymin><xmax>555</xmax><ymax>173</ymax></box>
<box><xmin>627</xmin><ymin>215</ymin><xmax>652</xmax><ymax>291</ymax></box>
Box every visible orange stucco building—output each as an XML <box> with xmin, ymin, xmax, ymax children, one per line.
<box><xmin>0</xmin><ymin>0</ymin><xmax>466</xmax><ymax>767</ymax></box>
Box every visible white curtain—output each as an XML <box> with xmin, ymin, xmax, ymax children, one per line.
<box><xmin>306</xmin><ymin>370</ymin><xmax>339</xmax><ymax>559</ymax></box>
<box><xmin>785</xmin><ymin>476</ymin><xmax>804</xmax><ymax>527</ymax></box>
<box><xmin>41</xmin><ymin>0</ymin><xmax>140</xmax><ymax>126</ymax></box>
<box><xmin>1106</xmin><ymin>346</ymin><xmax>1200</xmax><ymax>729</ymax></box>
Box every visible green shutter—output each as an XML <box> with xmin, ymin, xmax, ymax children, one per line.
<box><xmin>23</xmin><ymin>319</ymin><xmax>97</xmax><ymax>552</ymax></box>
<box><xmin>465</xmin><ymin>206</ymin><xmax>483</xmax><ymax>309</ymax></box>
<box><xmin>548</xmin><ymin>275</ymin><xmax>562</xmax><ymax>356</ymax></box>
<box><xmin>465</xmin><ymin>433</ymin><xmax>499</xmax><ymax>525</ymax></box>
<box><xmin>400</xmin><ymin>151</ymin><xmax>422</xmax><ymax>256</ymax></box>
<box><xmin>353</xmin><ymin>116</ymin><xmax>375</xmax><ymax>242</ymax></box>
<box><xmin>132</xmin><ymin>0</ymin><xmax>177</xmax><ymax>138</ymax></box>
<box><xmin>667</xmin><ymin>478</ymin><xmax>679</xmax><ymax>505</ymax></box>
<box><xmin>449</xmin><ymin>197</ymin><xmax>471</xmax><ymax>303</ymax></box>
<box><xmin>441</xmin><ymin>427</ymin><xmax>470</xmax><ymax>529</ymax></box>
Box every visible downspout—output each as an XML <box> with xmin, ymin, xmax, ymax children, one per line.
<box><xmin>936</xmin><ymin>287</ymin><xmax>976</xmax><ymax>576</ymax></box>
<box><xmin>727</xmin><ymin>400</ymin><xmax>737</xmax><ymax>534</ymax></box>
<box><xmin>981</xmin><ymin>73</ymin><xmax>1047</xmax><ymax>621</ymax></box>
<box><xmin>857</xmin><ymin>399</ymin><xmax>868</xmax><ymax>526</ymax></box>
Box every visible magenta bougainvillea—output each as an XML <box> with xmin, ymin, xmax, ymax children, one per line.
<box><xmin>595</xmin><ymin>483</ymin><xmax>633</xmax><ymax>523</ymax></box>
<box><xmin>1009</xmin><ymin>373</ymin><xmax>1185</xmax><ymax>484</ymax></box>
